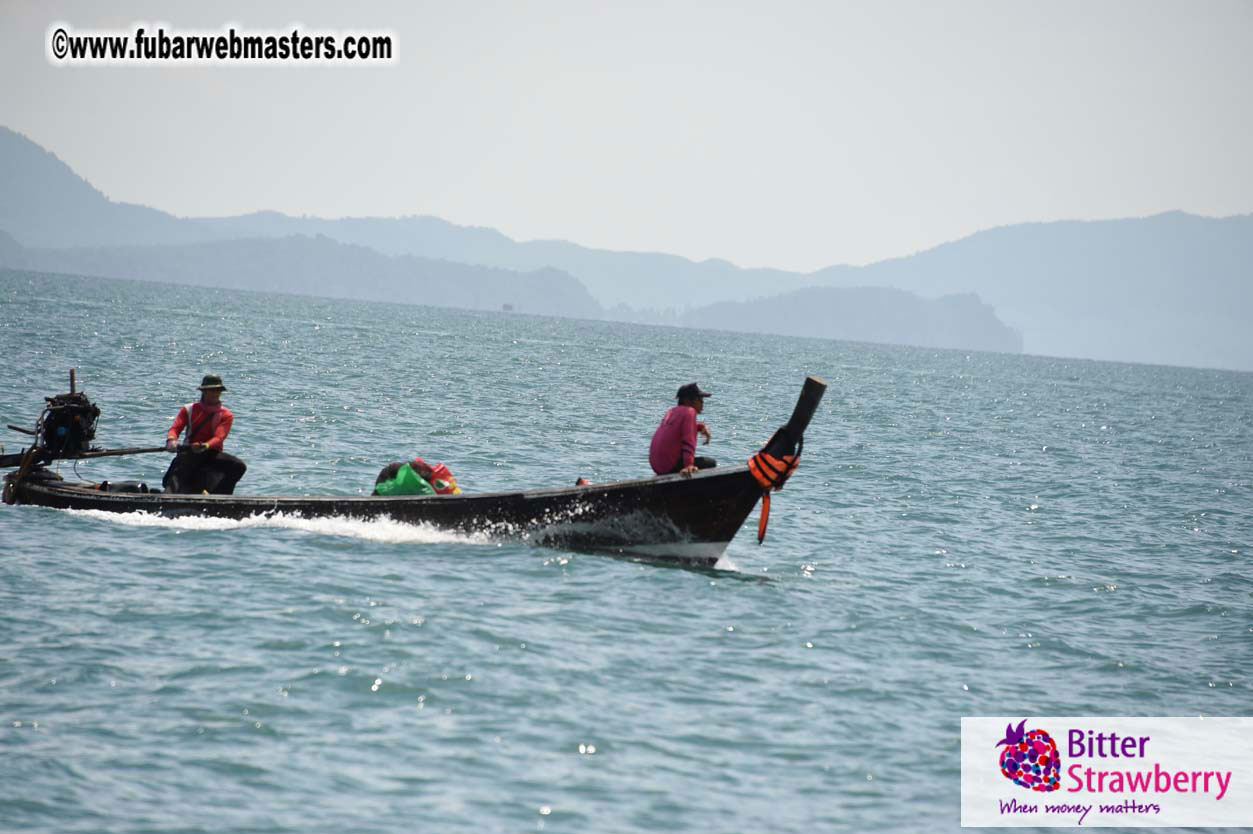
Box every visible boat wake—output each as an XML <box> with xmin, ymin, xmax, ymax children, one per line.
<box><xmin>62</xmin><ymin>509</ymin><xmax>492</xmax><ymax>546</ymax></box>
<box><xmin>60</xmin><ymin>505</ymin><xmax>743</xmax><ymax>568</ymax></box>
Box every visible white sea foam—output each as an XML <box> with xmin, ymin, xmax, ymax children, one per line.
<box><xmin>63</xmin><ymin>509</ymin><xmax>490</xmax><ymax>546</ymax></box>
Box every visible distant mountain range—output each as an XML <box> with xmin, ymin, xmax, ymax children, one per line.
<box><xmin>0</xmin><ymin>232</ymin><xmax>1020</xmax><ymax>354</ymax></box>
<box><xmin>810</xmin><ymin>212</ymin><xmax>1253</xmax><ymax>371</ymax></box>
<box><xmin>2</xmin><ymin>125</ymin><xmax>1249</xmax><ymax>369</ymax></box>
<box><xmin>0</xmin><ymin>230</ymin><xmax>602</xmax><ymax>320</ymax></box>
<box><xmin>683</xmin><ymin>287</ymin><xmax>1022</xmax><ymax>354</ymax></box>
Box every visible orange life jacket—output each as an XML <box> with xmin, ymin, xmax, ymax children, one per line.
<box><xmin>411</xmin><ymin>457</ymin><xmax>461</xmax><ymax>495</ymax></box>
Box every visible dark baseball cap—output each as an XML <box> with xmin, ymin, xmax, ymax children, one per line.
<box><xmin>198</xmin><ymin>374</ymin><xmax>227</xmax><ymax>391</ymax></box>
<box><xmin>675</xmin><ymin>382</ymin><xmax>712</xmax><ymax>400</ymax></box>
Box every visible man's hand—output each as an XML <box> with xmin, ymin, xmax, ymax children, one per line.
<box><xmin>697</xmin><ymin>422</ymin><xmax>711</xmax><ymax>446</ymax></box>
<box><xmin>165</xmin><ymin>438</ymin><xmax>178</xmax><ymax>452</ymax></box>
<box><xmin>680</xmin><ymin>464</ymin><xmax>698</xmax><ymax>477</ymax></box>
<box><xmin>191</xmin><ymin>442</ymin><xmax>209</xmax><ymax>453</ymax></box>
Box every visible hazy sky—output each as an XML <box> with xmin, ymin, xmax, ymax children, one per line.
<box><xmin>3</xmin><ymin>0</ymin><xmax>1250</xmax><ymax>271</ymax></box>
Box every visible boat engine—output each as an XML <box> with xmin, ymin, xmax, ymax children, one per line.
<box><xmin>39</xmin><ymin>391</ymin><xmax>100</xmax><ymax>457</ymax></box>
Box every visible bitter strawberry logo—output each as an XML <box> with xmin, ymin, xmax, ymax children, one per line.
<box><xmin>996</xmin><ymin>719</ymin><xmax>1061</xmax><ymax>792</ymax></box>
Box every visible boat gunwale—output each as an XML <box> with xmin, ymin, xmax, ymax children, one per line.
<box><xmin>16</xmin><ymin>463</ymin><xmax>756</xmax><ymax>505</ymax></box>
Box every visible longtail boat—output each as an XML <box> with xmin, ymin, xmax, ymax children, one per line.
<box><xmin>3</xmin><ymin>374</ymin><xmax>826</xmax><ymax>566</ymax></box>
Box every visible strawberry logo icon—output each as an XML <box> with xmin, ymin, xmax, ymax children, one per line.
<box><xmin>996</xmin><ymin>719</ymin><xmax>1061</xmax><ymax>792</ymax></box>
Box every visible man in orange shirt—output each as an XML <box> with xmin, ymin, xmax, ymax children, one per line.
<box><xmin>162</xmin><ymin>374</ymin><xmax>247</xmax><ymax>494</ymax></box>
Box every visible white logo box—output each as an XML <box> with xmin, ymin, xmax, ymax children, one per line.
<box><xmin>961</xmin><ymin>717</ymin><xmax>1253</xmax><ymax>827</ymax></box>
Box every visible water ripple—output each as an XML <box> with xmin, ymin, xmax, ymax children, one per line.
<box><xmin>1</xmin><ymin>272</ymin><xmax>1250</xmax><ymax>833</ymax></box>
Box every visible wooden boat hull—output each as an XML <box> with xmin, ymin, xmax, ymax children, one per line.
<box><xmin>7</xmin><ymin>465</ymin><xmax>764</xmax><ymax>566</ymax></box>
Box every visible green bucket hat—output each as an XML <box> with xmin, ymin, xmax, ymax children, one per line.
<box><xmin>198</xmin><ymin>374</ymin><xmax>227</xmax><ymax>392</ymax></box>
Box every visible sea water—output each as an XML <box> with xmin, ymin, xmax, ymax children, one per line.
<box><xmin>1</xmin><ymin>270</ymin><xmax>1249</xmax><ymax>833</ymax></box>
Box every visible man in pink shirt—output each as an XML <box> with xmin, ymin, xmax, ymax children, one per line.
<box><xmin>649</xmin><ymin>382</ymin><xmax>716</xmax><ymax>476</ymax></box>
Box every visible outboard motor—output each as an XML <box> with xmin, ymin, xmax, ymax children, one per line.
<box><xmin>39</xmin><ymin>391</ymin><xmax>100</xmax><ymax>457</ymax></box>
<box><xmin>3</xmin><ymin>369</ymin><xmax>105</xmax><ymax>505</ymax></box>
